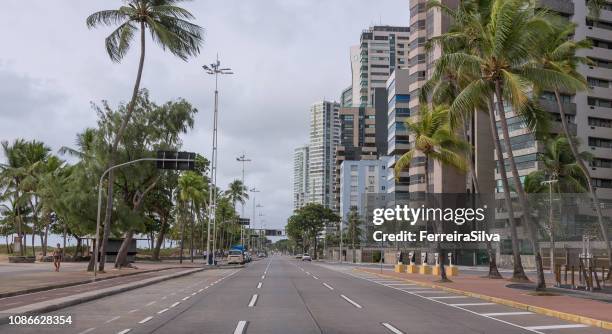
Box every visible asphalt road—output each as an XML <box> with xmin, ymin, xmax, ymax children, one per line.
<box><xmin>0</xmin><ymin>256</ymin><xmax>607</xmax><ymax>334</ymax></box>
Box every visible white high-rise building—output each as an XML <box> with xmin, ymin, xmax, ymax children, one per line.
<box><xmin>308</xmin><ymin>101</ymin><xmax>340</xmax><ymax>209</ymax></box>
<box><xmin>293</xmin><ymin>146</ymin><xmax>309</xmax><ymax>210</ymax></box>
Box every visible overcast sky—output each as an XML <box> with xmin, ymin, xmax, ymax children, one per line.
<box><xmin>0</xmin><ymin>0</ymin><xmax>408</xmax><ymax>232</ymax></box>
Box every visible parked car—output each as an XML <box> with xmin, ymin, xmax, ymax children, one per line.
<box><xmin>295</xmin><ymin>254</ymin><xmax>303</xmax><ymax>259</ymax></box>
<box><xmin>301</xmin><ymin>254</ymin><xmax>311</xmax><ymax>261</ymax></box>
<box><xmin>227</xmin><ymin>250</ymin><xmax>245</xmax><ymax>265</ymax></box>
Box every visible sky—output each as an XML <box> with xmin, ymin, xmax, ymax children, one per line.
<box><xmin>0</xmin><ymin>0</ymin><xmax>409</xmax><ymax>238</ymax></box>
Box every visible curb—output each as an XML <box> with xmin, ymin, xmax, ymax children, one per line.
<box><xmin>0</xmin><ymin>267</ymin><xmax>206</xmax><ymax>325</ymax></box>
<box><xmin>0</xmin><ymin>266</ymin><xmax>203</xmax><ymax>299</ymax></box>
<box><xmin>355</xmin><ymin>268</ymin><xmax>612</xmax><ymax>330</ymax></box>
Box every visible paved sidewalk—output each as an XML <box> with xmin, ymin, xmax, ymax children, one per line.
<box><xmin>0</xmin><ymin>260</ymin><xmax>205</xmax><ymax>296</ymax></box>
<box><xmin>359</xmin><ymin>267</ymin><xmax>612</xmax><ymax>329</ymax></box>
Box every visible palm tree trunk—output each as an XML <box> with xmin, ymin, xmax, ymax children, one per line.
<box><xmin>190</xmin><ymin>202</ymin><xmax>194</xmax><ymax>263</ymax></box>
<box><xmin>179</xmin><ymin>208</ymin><xmax>185</xmax><ymax>264</ymax></box>
<box><xmin>494</xmin><ymin>81</ymin><xmax>545</xmax><ymax>290</ymax></box>
<box><xmin>486</xmin><ymin>96</ymin><xmax>528</xmax><ymax>281</ymax></box>
<box><xmin>100</xmin><ymin>21</ymin><xmax>147</xmax><ymax>272</ymax></box>
<box><xmin>554</xmin><ymin>90</ymin><xmax>611</xmax><ymax>279</ymax></box>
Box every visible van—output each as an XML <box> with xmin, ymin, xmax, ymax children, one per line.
<box><xmin>227</xmin><ymin>250</ymin><xmax>245</xmax><ymax>264</ymax></box>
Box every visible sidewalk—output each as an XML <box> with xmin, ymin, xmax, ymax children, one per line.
<box><xmin>358</xmin><ymin>267</ymin><xmax>612</xmax><ymax>329</ymax></box>
<box><xmin>0</xmin><ymin>260</ymin><xmax>205</xmax><ymax>297</ymax></box>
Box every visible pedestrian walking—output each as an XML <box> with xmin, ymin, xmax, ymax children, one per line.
<box><xmin>52</xmin><ymin>243</ymin><xmax>62</xmax><ymax>272</ymax></box>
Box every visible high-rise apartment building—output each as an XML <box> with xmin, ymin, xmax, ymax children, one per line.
<box><xmin>351</xmin><ymin>26</ymin><xmax>410</xmax><ymax>107</ymax></box>
<box><xmin>293</xmin><ymin>146</ymin><xmax>309</xmax><ymax>210</ymax></box>
<box><xmin>308</xmin><ymin>101</ymin><xmax>340</xmax><ymax>209</ymax></box>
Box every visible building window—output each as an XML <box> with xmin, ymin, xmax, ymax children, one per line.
<box><xmin>589</xmin><ymin>137</ymin><xmax>612</xmax><ymax>148</ymax></box>
<box><xmin>589</xmin><ymin>117</ymin><xmax>612</xmax><ymax>128</ymax></box>
<box><xmin>588</xmin><ymin>77</ymin><xmax>610</xmax><ymax>88</ymax></box>
<box><xmin>592</xmin><ymin>158</ymin><xmax>612</xmax><ymax>168</ymax></box>
<box><xmin>593</xmin><ymin>178</ymin><xmax>612</xmax><ymax>188</ymax></box>
<box><xmin>350</xmin><ymin>165</ymin><xmax>358</xmax><ymax>172</ymax></box>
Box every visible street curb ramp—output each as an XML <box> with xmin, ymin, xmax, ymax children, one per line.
<box><xmin>0</xmin><ymin>267</ymin><xmax>204</xmax><ymax>325</ymax></box>
<box><xmin>355</xmin><ymin>268</ymin><xmax>612</xmax><ymax>331</ymax></box>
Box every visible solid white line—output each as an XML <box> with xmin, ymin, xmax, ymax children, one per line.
<box><xmin>128</xmin><ymin>309</ymin><xmax>139</xmax><ymax>313</ymax></box>
<box><xmin>481</xmin><ymin>312</ymin><xmax>534</xmax><ymax>316</ymax></box>
<box><xmin>145</xmin><ymin>301</ymin><xmax>156</xmax><ymax>306</ymax></box>
<box><xmin>312</xmin><ymin>275</ymin><xmax>319</xmax><ymax>280</ymax></box>
<box><xmin>398</xmin><ymin>287</ymin><xmax>432</xmax><ymax>290</ymax></box>
<box><xmin>382</xmin><ymin>322</ymin><xmax>404</xmax><ymax>334</ymax></box>
<box><xmin>117</xmin><ymin>329</ymin><xmax>131</xmax><ymax>334</ymax></box>
<box><xmin>411</xmin><ymin>291</ymin><xmax>446</xmax><ymax>294</ymax></box>
<box><xmin>248</xmin><ymin>294</ymin><xmax>258</xmax><ymax>307</ymax></box>
<box><xmin>157</xmin><ymin>308</ymin><xmax>169</xmax><ymax>314</ymax></box>
<box><xmin>448</xmin><ymin>303</ymin><xmax>495</xmax><ymax>306</ymax></box>
<box><xmin>257</xmin><ymin>282</ymin><xmax>262</xmax><ymax>289</ymax></box>
<box><xmin>170</xmin><ymin>302</ymin><xmax>180</xmax><ymax>308</ymax></box>
<box><xmin>385</xmin><ymin>283</ymin><xmax>415</xmax><ymax>286</ymax></box>
<box><xmin>323</xmin><ymin>283</ymin><xmax>334</xmax><ymax>290</ymax></box>
<box><xmin>78</xmin><ymin>328</ymin><xmax>95</xmax><ymax>334</ymax></box>
<box><xmin>234</xmin><ymin>320</ymin><xmax>248</xmax><ymax>334</ymax></box>
<box><xmin>182</xmin><ymin>296</ymin><xmax>190</xmax><ymax>301</ymax></box>
<box><xmin>138</xmin><ymin>316</ymin><xmax>153</xmax><ymax>324</ymax></box>
<box><xmin>525</xmin><ymin>324</ymin><xmax>589</xmax><ymax>330</ymax></box>
<box><xmin>428</xmin><ymin>296</ymin><xmax>467</xmax><ymax>299</ymax></box>
<box><xmin>340</xmin><ymin>294</ymin><xmax>362</xmax><ymax>309</ymax></box>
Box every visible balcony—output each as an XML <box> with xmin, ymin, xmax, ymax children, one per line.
<box><xmin>537</xmin><ymin>0</ymin><xmax>574</xmax><ymax>15</ymax></box>
<box><xmin>550</xmin><ymin>121</ymin><xmax>577</xmax><ymax>136</ymax></box>
<box><xmin>538</xmin><ymin>99</ymin><xmax>576</xmax><ymax>115</ymax></box>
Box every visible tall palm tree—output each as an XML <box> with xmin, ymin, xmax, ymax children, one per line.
<box><xmin>0</xmin><ymin>140</ymin><xmax>28</xmax><ymax>255</ymax></box>
<box><xmin>536</xmin><ymin>21</ymin><xmax>612</xmax><ymax>276</ymax></box>
<box><xmin>87</xmin><ymin>0</ymin><xmax>203</xmax><ymax>270</ymax></box>
<box><xmin>394</xmin><ymin>104</ymin><xmax>468</xmax><ymax>281</ymax></box>
<box><xmin>432</xmin><ymin>0</ymin><xmax>585</xmax><ymax>290</ymax></box>
<box><xmin>177</xmin><ymin>171</ymin><xmax>205</xmax><ymax>263</ymax></box>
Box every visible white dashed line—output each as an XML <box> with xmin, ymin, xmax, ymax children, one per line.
<box><xmin>77</xmin><ymin>328</ymin><xmax>95</xmax><ymax>334</ymax></box>
<box><xmin>261</xmin><ymin>275</ymin><xmax>265</xmax><ymax>280</ymax></box>
<box><xmin>248</xmin><ymin>294</ymin><xmax>258</xmax><ymax>307</ymax></box>
<box><xmin>198</xmin><ymin>288</ymin><xmax>204</xmax><ymax>292</ymax></box>
<box><xmin>312</xmin><ymin>275</ymin><xmax>319</xmax><ymax>280</ymax></box>
<box><xmin>481</xmin><ymin>312</ymin><xmax>534</xmax><ymax>316</ymax></box>
<box><xmin>138</xmin><ymin>316</ymin><xmax>153</xmax><ymax>324</ymax></box>
<box><xmin>117</xmin><ymin>329</ymin><xmax>131</xmax><ymax>334</ymax></box>
<box><xmin>182</xmin><ymin>296</ymin><xmax>191</xmax><ymax>301</ymax></box>
<box><xmin>340</xmin><ymin>294</ymin><xmax>362</xmax><ymax>309</ymax></box>
<box><xmin>191</xmin><ymin>292</ymin><xmax>197</xmax><ymax>296</ymax></box>
<box><xmin>382</xmin><ymin>322</ymin><xmax>404</xmax><ymax>334</ymax></box>
<box><xmin>234</xmin><ymin>320</ymin><xmax>248</xmax><ymax>334</ymax></box>
<box><xmin>305</xmin><ymin>272</ymin><xmax>310</xmax><ymax>275</ymax></box>
<box><xmin>161</xmin><ymin>296</ymin><xmax>167</xmax><ymax>300</ymax></box>
<box><xmin>448</xmin><ymin>303</ymin><xmax>495</xmax><ymax>306</ymax></box>
<box><xmin>105</xmin><ymin>316</ymin><xmax>120</xmax><ymax>323</ymax></box>
<box><xmin>323</xmin><ymin>283</ymin><xmax>334</xmax><ymax>290</ymax></box>
<box><xmin>157</xmin><ymin>308</ymin><xmax>169</xmax><ymax>314</ymax></box>
<box><xmin>128</xmin><ymin>309</ymin><xmax>139</xmax><ymax>313</ymax></box>
<box><xmin>145</xmin><ymin>301</ymin><xmax>156</xmax><ymax>306</ymax></box>
<box><xmin>170</xmin><ymin>302</ymin><xmax>180</xmax><ymax>308</ymax></box>
<box><xmin>257</xmin><ymin>282</ymin><xmax>262</xmax><ymax>289</ymax></box>
<box><xmin>525</xmin><ymin>324</ymin><xmax>589</xmax><ymax>330</ymax></box>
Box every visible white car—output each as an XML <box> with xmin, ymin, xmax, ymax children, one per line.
<box><xmin>301</xmin><ymin>254</ymin><xmax>311</xmax><ymax>261</ymax></box>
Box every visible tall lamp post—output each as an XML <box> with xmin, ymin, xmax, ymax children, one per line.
<box><xmin>237</xmin><ymin>154</ymin><xmax>251</xmax><ymax>247</ymax></box>
<box><xmin>203</xmin><ymin>56</ymin><xmax>233</xmax><ymax>265</ymax></box>
<box><xmin>249</xmin><ymin>187</ymin><xmax>260</xmax><ymax>250</ymax></box>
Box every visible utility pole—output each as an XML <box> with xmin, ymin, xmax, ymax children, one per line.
<box><xmin>236</xmin><ymin>154</ymin><xmax>251</xmax><ymax>247</ymax></box>
<box><xmin>203</xmin><ymin>56</ymin><xmax>233</xmax><ymax>265</ymax></box>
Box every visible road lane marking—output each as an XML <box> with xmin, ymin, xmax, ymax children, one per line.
<box><xmin>257</xmin><ymin>282</ymin><xmax>262</xmax><ymax>289</ymax></box>
<box><xmin>128</xmin><ymin>309</ymin><xmax>139</xmax><ymax>313</ymax></box>
<box><xmin>138</xmin><ymin>316</ymin><xmax>153</xmax><ymax>324</ymax></box>
<box><xmin>305</xmin><ymin>272</ymin><xmax>310</xmax><ymax>275</ymax></box>
<box><xmin>248</xmin><ymin>294</ymin><xmax>258</xmax><ymax>307</ymax></box>
<box><xmin>428</xmin><ymin>296</ymin><xmax>467</xmax><ymax>299</ymax></box>
<box><xmin>525</xmin><ymin>324</ymin><xmax>588</xmax><ymax>330</ymax></box>
<box><xmin>145</xmin><ymin>301</ymin><xmax>156</xmax><ymax>306</ymax></box>
<box><xmin>261</xmin><ymin>275</ymin><xmax>265</xmax><ymax>280</ymax></box>
<box><xmin>157</xmin><ymin>308</ymin><xmax>169</xmax><ymax>314</ymax></box>
<box><xmin>182</xmin><ymin>296</ymin><xmax>190</xmax><ymax>301</ymax></box>
<box><xmin>448</xmin><ymin>303</ymin><xmax>495</xmax><ymax>306</ymax></box>
<box><xmin>161</xmin><ymin>296</ymin><xmax>167</xmax><ymax>300</ymax></box>
<box><xmin>411</xmin><ymin>291</ymin><xmax>448</xmax><ymax>294</ymax></box>
<box><xmin>105</xmin><ymin>316</ymin><xmax>120</xmax><ymax>323</ymax></box>
<box><xmin>191</xmin><ymin>292</ymin><xmax>197</xmax><ymax>296</ymax></box>
<box><xmin>117</xmin><ymin>329</ymin><xmax>131</xmax><ymax>334</ymax></box>
<box><xmin>382</xmin><ymin>322</ymin><xmax>404</xmax><ymax>334</ymax></box>
<box><xmin>385</xmin><ymin>283</ymin><xmax>415</xmax><ymax>286</ymax></box>
<box><xmin>481</xmin><ymin>312</ymin><xmax>534</xmax><ymax>316</ymax></box>
<box><xmin>78</xmin><ymin>328</ymin><xmax>96</xmax><ymax>334</ymax></box>
<box><xmin>340</xmin><ymin>295</ymin><xmax>362</xmax><ymax>309</ymax></box>
<box><xmin>170</xmin><ymin>302</ymin><xmax>180</xmax><ymax>308</ymax></box>
<box><xmin>198</xmin><ymin>288</ymin><xmax>204</xmax><ymax>292</ymax></box>
<box><xmin>312</xmin><ymin>275</ymin><xmax>319</xmax><ymax>280</ymax></box>
<box><xmin>234</xmin><ymin>320</ymin><xmax>248</xmax><ymax>334</ymax></box>
<box><xmin>323</xmin><ymin>283</ymin><xmax>334</xmax><ymax>290</ymax></box>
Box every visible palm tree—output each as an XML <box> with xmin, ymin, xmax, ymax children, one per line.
<box><xmin>536</xmin><ymin>22</ymin><xmax>612</xmax><ymax>277</ymax></box>
<box><xmin>394</xmin><ymin>104</ymin><xmax>468</xmax><ymax>282</ymax></box>
<box><xmin>87</xmin><ymin>0</ymin><xmax>203</xmax><ymax>270</ymax></box>
<box><xmin>177</xmin><ymin>171</ymin><xmax>205</xmax><ymax>263</ymax></box>
<box><xmin>347</xmin><ymin>207</ymin><xmax>363</xmax><ymax>263</ymax></box>
<box><xmin>225</xmin><ymin>180</ymin><xmax>249</xmax><ymax>209</ymax></box>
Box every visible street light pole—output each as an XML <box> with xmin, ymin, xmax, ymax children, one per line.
<box><xmin>249</xmin><ymin>187</ymin><xmax>260</xmax><ymax>250</ymax></box>
<box><xmin>237</xmin><ymin>154</ymin><xmax>251</xmax><ymax>247</ymax></box>
<box><xmin>203</xmin><ymin>56</ymin><xmax>233</xmax><ymax>265</ymax></box>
